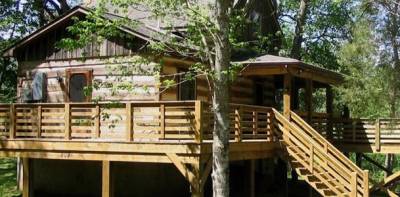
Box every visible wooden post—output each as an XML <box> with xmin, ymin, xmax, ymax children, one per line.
<box><xmin>22</xmin><ymin>158</ymin><xmax>29</xmax><ymax>197</ymax></box>
<box><xmin>194</xmin><ymin>101</ymin><xmax>203</xmax><ymax>143</ymax></box>
<box><xmin>249</xmin><ymin>160</ymin><xmax>256</xmax><ymax>197</ymax></box>
<box><xmin>125</xmin><ymin>103</ymin><xmax>133</xmax><ymax>141</ymax></box>
<box><xmin>160</xmin><ymin>104</ymin><xmax>166</xmax><ymax>140</ymax></box>
<box><xmin>37</xmin><ymin>106</ymin><xmax>42</xmax><ymax>138</ymax></box>
<box><xmin>9</xmin><ymin>104</ymin><xmax>16</xmax><ymax>139</ymax></box>
<box><xmin>102</xmin><ymin>160</ymin><xmax>112</xmax><ymax>197</ymax></box>
<box><xmin>94</xmin><ymin>105</ymin><xmax>100</xmax><ymax>138</ymax></box>
<box><xmin>234</xmin><ymin>107</ymin><xmax>242</xmax><ymax>142</ymax></box>
<box><xmin>363</xmin><ymin>170</ymin><xmax>369</xmax><ymax>197</ymax></box>
<box><xmin>375</xmin><ymin>119</ymin><xmax>381</xmax><ymax>152</ymax></box>
<box><xmin>326</xmin><ymin>86</ymin><xmax>333</xmax><ymax>140</ymax></box>
<box><xmin>305</xmin><ymin>79</ymin><xmax>313</xmax><ymax>123</ymax></box>
<box><xmin>351</xmin><ymin>171</ymin><xmax>357</xmax><ymax>197</ymax></box>
<box><xmin>291</xmin><ymin>80</ymin><xmax>299</xmax><ymax>110</ymax></box>
<box><xmin>310</xmin><ymin>146</ymin><xmax>314</xmax><ymax>173</ymax></box>
<box><xmin>64</xmin><ymin>103</ymin><xmax>71</xmax><ymax>140</ymax></box>
<box><xmin>352</xmin><ymin>121</ymin><xmax>356</xmax><ymax>143</ymax></box>
<box><xmin>253</xmin><ymin>111</ymin><xmax>258</xmax><ymax>139</ymax></box>
<box><xmin>283</xmin><ymin>74</ymin><xmax>292</xmax><ymax>119</ymax></box>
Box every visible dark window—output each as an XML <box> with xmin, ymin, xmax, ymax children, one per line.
<box><xmin>178</xmin><ymin>73</ymin><xmax>196</xmax><ymax>100</ymax></box>
<box><xmin>69</xmin><ymin>74</ymin><xmax>87</xmax><ymax>102</ymax></box>
<box><xmin>254</xmin><ymin>82</ymin><xmax>264</xmax><ymax>105</ymax></box>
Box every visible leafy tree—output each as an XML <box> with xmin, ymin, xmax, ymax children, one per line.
<box><xmin>279</xmin><ymin>0</ymin><xmax>354</xmax><ymax>70</ymax></box>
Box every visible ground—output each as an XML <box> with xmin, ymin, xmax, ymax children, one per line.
<box><xmin>0</xmin><ymin>158</ymin><xmax>20</xmax><ymax>197</ymax></box>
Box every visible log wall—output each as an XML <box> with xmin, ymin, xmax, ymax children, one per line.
<box><xmin>17</xmin><ymin>59</ymin><xmax>159</xmax><ymax>103</ymax></box>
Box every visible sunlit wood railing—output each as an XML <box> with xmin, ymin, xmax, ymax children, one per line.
<box><xmin>294</xmin><ymin>110</ymin><xmax>400</xmax><ymax>152</ymax></box>
<box><xmin>202</xmin><ymin>104</ymin><xmax>276</xmax><ymax>142</ymax></box>
<box><xmin>273</xmin><ymin>110</ymin><xmax>369</xmax><ymax>197</ymax></box>
<box><xmin>0</xmin><ymin>102</ymin><xmax>276</xmax><ymax>143</ymax></box>
<box><xmin>330</xmin><ymin>118</ymin><xmax>400</xmax><ymax>152</ymax></box>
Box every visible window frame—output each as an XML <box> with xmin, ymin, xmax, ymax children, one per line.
<box><xmin>65</xmin><ymin>68</ymin><xmax>93</xmax><ymax>102</ymax></box>
<box><xmin>177</xmin><ymin>69</ymin><xmax>197</xmax><ymax>101</ymax></box>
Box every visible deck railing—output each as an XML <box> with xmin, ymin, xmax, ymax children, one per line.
<box><xmin>294</xmin><ymin>110</ymin><xmax>400</xmax><ymax>151</ymax></box>
<box><xmin>0</xmin><ymin>101</ymin><xmax>276</xmax><ymax>143</ymax></box>
<box><xmin>330</xmin><ymin>118</ymin><xmax>400</xmax><ymax>151</ymax></box>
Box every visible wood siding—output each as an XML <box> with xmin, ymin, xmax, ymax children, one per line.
<box><xmin>17</xmin><ymin>59</ymin><xmax>159</xmax><ymax>103</ymax></box>
<box><xmin>14</xmin><ymin>19</ymin><xmax>146</xmax><ymax>62</ymax></box>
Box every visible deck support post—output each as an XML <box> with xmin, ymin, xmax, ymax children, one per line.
<box><xmin>326</xmin><ymin>86</ymin><xmax>333</xmax><ymax>140</ymax></box>
<box><xmin>275</xmin><ymin>158</ymin><xmax>288</xmax><ymax>197</ymax></box>
<box><xmin>284</xmin><ymin>74</ymin><xmax>297</xmax><ymax>185</ymax></box>
<box><xmin>291</xmin><ymin>78</ymin><xmax>299</xmax><ymax>110</ymax></box>
<box><xmin>102</xmin><ymin>160</ymin><xmax>112</xmax><ymax>197</ymax></box>
<box><xmin>22</xmin><ymin>158</ymin><xmax>30</xmax><ymax>197</ymax></box>
<box><xmin>305</xmin><ymin>79</ymin><xmax>313</xmax><ymax>123</ymax></box>
<box><xmin>283</xmin><ymin>74</ymin><xmax>292</xmax><ymax>119</ymax></box>
<box><xmin>249</xmin><ymin>160</ymin><xmax>256</xmax><ymax>197</ymax></box>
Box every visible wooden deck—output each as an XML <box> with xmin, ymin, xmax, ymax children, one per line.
<box><xmin>0</xmin><ymin>101</ymin><xmax>278</xmax><ymax>162</ymax></box>
<box><xmin>0</xmin><ymin>101</ymin><xmax>280</xmax><ymax>197</ymax></box>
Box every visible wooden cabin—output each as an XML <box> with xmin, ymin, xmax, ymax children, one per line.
<box><xmin>1</xmin><ymin>3</ymin><xmax>399</xmax><ymax>197</ymax></box>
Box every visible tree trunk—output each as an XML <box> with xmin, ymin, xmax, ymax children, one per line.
<box><xmin>33</xmin><ymin>0</ymin><xmax>46</xmax><ymax>26</ymax></box>
<box><xmin>290</xmin><ymin>0</ymin><xmax>309</xmax><ymax>60</ymax></box>
<box><xmin>385</xmin><ymin>0</ymin><xmax>399</xmax><ymax>179</ymax></box>
<box><xmin>210</xmin><ymin>0</ymin><xmax>231</xmax><ymax>197</ymax></box>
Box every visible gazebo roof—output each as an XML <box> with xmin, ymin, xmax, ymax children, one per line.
<box><xmin>237</xmin><ymin>54</ymin><xmax>344</xmax><ymax>86</ymax></box>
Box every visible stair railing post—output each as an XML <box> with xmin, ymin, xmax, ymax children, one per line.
<box><xmin>375</xmin><ymin>119</ymin><xmax>380</xmax><ymax>152</ymax></box>
<box><xmin>309</xmin><ymin>145</ymin><xmax>314</xmax><ymax>174</ymax></box>
<box><xmin>351</xmin><ymin>171</ymin><xmax>357</xmax><ymax>197</ymax></box>
<box><xmin>363</xmin><ymin>170</ymin><xmax>369</xmax><ymax>197</ymax></box>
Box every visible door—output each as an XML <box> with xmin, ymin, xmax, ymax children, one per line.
<box><xmin>66</xmin><ymin>69</ymin><xmax>93</xmax><ymax>102</ymax></box>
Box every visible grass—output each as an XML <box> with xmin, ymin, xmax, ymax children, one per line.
<box><xmin>0</xmin><ymin>158</ymin><xmax>20</xmax><ymax>197</ymax></box>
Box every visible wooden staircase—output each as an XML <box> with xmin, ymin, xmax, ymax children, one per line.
<box><xmin>272</xmin><ymin>109</ymin><xmax>369</xmax><ymax>197</ymax></box>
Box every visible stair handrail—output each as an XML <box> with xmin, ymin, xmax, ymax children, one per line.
<box><xmin>272</xmin><ymin>109</ymin><xmax>369</xmax><ymax>196</ymax></box>
<box><xmin>290</xmin><ymin>111</ymin><xmax>364</xmax><ymax>175</ymax></box>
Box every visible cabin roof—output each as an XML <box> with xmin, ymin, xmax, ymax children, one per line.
<box><xmin>2</xmin><ymin>5</ymin><xmax>182</xmax><ymax>57</ymax></box>
<box><xmin>237</xmin><ymin>54</ymin><xmax>344</xmax><ymax>86</ymax></box>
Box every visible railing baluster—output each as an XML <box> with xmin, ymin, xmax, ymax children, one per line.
<box><xmin>160</xmin><ymin>104</ymin><xmax>166</xmax><ymax>140</ymax></box>
<box><xmin>9</xmin><ymin>104</ymin><xmax>15</xmax><ymax>139</ymax></box>
<box><xmin>194</xmin><ymin>101</ymin><xmax>203</xmax><ymax>143</ymax></box>
<box><xmin>235</xmin><ymin>107</ymin><xmax>242</xmax><ymax>142</ymax></box>
<box><xmin>64</xmin><ymin>103</ymin><xmax>71</xmax><ymax>140</ymax></box>
<box><xmin>37</xmin><ymin>105</ymin><xmax>42</xmax><ymax>138</ymax></box>
<box><xmin>125</xmin><ymin>103</ymin><xmax>133</xmax><ymax>142</ymax></box>
<box><xmin>93</xmin><ymin>105</ymin><xmax>100</xmax><ymax>139</ymax></box>
<box><xmin>375</xmin><ymin>119</ymin><xmax>380</xmax><ymax>152</ymax></box>
<box><xmin>252</xmin><ymin>111</ymin><xmax>258</xmax><ymax>138</ymax></box>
